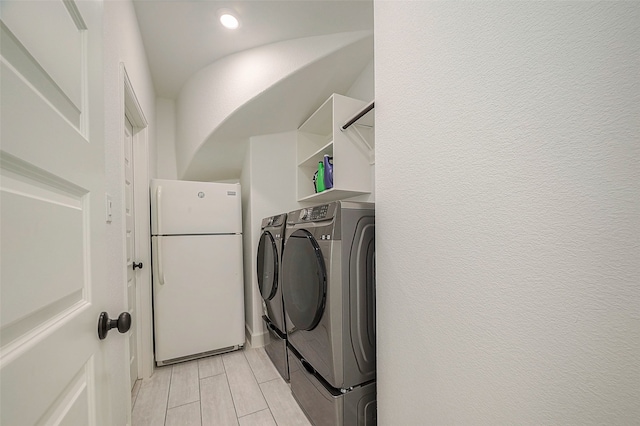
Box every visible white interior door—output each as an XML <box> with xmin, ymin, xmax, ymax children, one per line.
<box><xmin>0</xmin><ymin>1</ymin><xmax>124</xmax><ymax>424</ymax></box>
<box><xmin>124</xmin><ymin>115</ymin><xmax>138</xmax><ymax>389</ymax></box>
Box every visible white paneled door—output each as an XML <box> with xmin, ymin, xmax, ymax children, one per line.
<box><xmin>0</xmin><ymin>1</ymin><xmax>125</xmax><ymax>425</ymax></box>
<box><xmin>124</xmin><ymin>115</ymin><xmax>139</xmax><ymax>389</ymax></box>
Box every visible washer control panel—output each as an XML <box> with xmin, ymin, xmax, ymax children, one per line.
<box><xmin>262</xmin><ymin>213</ymin><xmax>286</xmax><ymax>229</ymax></box>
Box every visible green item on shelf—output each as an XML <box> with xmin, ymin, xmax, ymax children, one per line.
<box><xmin>316</xmin><ymin>161</ymin><xmax>326</xmax><ymax>192</ymax></box>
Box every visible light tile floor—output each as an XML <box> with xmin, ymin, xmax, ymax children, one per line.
<box><xmin>131</xmin><ymin>345</ymin><xmax>312</xmax><ymax>426</ymax></box>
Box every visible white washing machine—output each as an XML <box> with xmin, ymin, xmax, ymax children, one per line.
<box><xmin>282</xmin><ymin>201</ymin><xmax>376</xmax><ymax>425</ymax></box>
<box><xmin>257</xmin><ymin>213</ymin><xmax>289</xmax><ymax>380</ymax></box>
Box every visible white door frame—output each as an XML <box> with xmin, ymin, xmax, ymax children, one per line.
<box><xmin>120</xmin><ymin>64</ymin><xmax>153</xmax><ymax>380</ymax></box>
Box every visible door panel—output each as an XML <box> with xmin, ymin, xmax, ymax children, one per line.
<box><xmin>125</xmin><ymin>116</ymin><xmax>138</xmax><ymax>389</ymax></box>
<box><xmin>150</xmin><ymin>179</ymin><xmax>242</xmax><ymax>235</ymax></box>
<box><xmin>257</xmin><ymin>231</ymin><xmax>278</xmax><ymax>301</ymax></box>
<box><xmin>1</xmin><ymin>309</ymin><xmax>97</xmax><ymax>425</ymax></box>
<box><xmin>1</xmin><ymin>1</ymin><xmax>116</xmax><ymax>424</ymax></box>
<box><xmin>282</xmin><ymin>229</ymin><xmax>327</xmax><ymax>332</ymax></box>
<box><xmin>0</xmin><ymin>163</ymin><xmax>86</xmax><ymax>344</ymax></box>
<box><xmin>152</xmin><ymin>234</ymin><xmax>245</xmax><ymax>363</ymax></box>
<box><xmin>0</xmin><ymin>1</ymin><xmax>83</xmax><ymax>111</ymax></box>
<box><xmin>349</xmin><ymin>218</ymin><xmax>376</xmax><ymax>377</ymax></box>
<box><xmin>0</xmin><ymin>15</ymin><xmax>81</xmax><ymax>128</ymax></box>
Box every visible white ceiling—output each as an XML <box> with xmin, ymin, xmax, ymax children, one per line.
<box><xmin>132</xmin><ymin>0</ymin><xmax>374</xmax><ymax>99</ymax></box>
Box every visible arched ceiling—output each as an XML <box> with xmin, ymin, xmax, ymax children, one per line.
<box><xmin>133</xmin><ymin>1</ymin><xmax>374</xmax><ymax>182</ymax></box>
<box><xmin>133</xmin><ymin>0</ymin><xmax>374</xmax><ymax>99</ymax></box>
<box><xmin>180</xmin><ymin>32</ymin><xmax>373</xmax><ymax>181</ymax></box>
<box><xmin>176</xmin><ymin>31</ymin><xmax>373</xmax><ymax>181</ymax></box>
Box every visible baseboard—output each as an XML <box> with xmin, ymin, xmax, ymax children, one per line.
<box><xmin>245</xmin><ymin>323</ymin><xmax>268</xmax><ymax>349</ymax></box>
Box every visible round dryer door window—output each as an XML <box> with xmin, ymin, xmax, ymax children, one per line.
<box><xmin>257</xmin><ymin>231</ymin><xmax>278</xmax><ymax>301</ymax></box>
<box><xmin>282</xmin><ymin>229</ymin><xmax>327</xmax><ymax>331</ymax></box>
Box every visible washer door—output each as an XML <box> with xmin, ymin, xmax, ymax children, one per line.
<box><xmin>282</xmin><ymin>229</ymin><xmax>327</xmax><ymax>331</ymax></box>
<box><xmin>257</xmin><ymin>231</ymin><xmax>278</xmax><ymax>301</ymax></box>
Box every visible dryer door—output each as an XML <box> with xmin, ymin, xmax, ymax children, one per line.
<box><xmin>282</xmin><ymin>229</ymin><xmax>327</xmax><ymax>331</ymax></box>
<box><xmin>257</xmin><ymin>230</ymin><xmax>279</xmax><ymax>301</ymax></box>
<box><xmin>348</xmin><ymin>216</ymin><xmax>377</xmax><ymax>382</ymax></box>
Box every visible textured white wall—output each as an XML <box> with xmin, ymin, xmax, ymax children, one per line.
<box><xmin>239</xmin><ymin>141</ymin><xmax>253</xmax><ymax>340</ymax></box>
<box><xmin>103</xmin><ymin>0</ymin><xmax>156</xmax><ymax>417</ymax></box>
<box><xmin>346</xmin><ymin>59</ymin><xmax>374</xmax><ymax>102</ymax></box>
<box><xmin>242</xmin><ymin>131</ymin><xmax>299</xmax><ymax>345</ymax></box>
<box><xmin>375</xmin><ymin>3</ymin><xmax>640</xmax><ymax>424</ymax></box>
<box><xmin>156</xmin><ymin>97</ymin><xmax>177</xmax><ymax>179</ymax></box>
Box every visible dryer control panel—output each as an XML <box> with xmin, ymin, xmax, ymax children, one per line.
<box><xmin>296</xmin><ymin>203</ymin><xmax>334</xmax><ymax>222</ymax></box>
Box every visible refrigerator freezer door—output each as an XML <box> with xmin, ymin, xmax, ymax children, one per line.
<box><xmin>152</xmin><ymin>234</ymin><xmax>245</xmax><ymax>363</ymax></box>
<box><xmin>151</xmin><ymin>179</ymin><xmax>242</xmax><ymax>235</ymax></box>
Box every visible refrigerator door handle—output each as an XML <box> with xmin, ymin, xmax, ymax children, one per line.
<box><xmin>158</xmin><ymin>236</ymin><xmax>165</xmax><ymax>285</ymax></box>
<box><xmin>156</xmin><ymin>185</ymin><xmax>166</xmax><ymax>285</ymax></box>
<box><xmin>156</xmin><ymin>185</ymin><xmax>163</xmax><ymax>233</ymax></box>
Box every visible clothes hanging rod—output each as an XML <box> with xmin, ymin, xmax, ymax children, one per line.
<box><xmin>341</xmin><ymin>100</ymin><xmax>374</xmax><ymax>131</ymax></box>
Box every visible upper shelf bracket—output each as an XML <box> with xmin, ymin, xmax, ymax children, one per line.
<box><xmin>341</xmin><ymin>100</ymin><xmax>374</xmax><ymax>158</ymax></box>
<box><xmin>341</xmin><ymin>100</ymin><xmax>374</xmax><ymax>131</ymax></box>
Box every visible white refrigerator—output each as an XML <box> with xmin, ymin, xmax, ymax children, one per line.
<box><xmin>150</xmin><ymin>179</ymin><xmax>245</xmax><ymax>365</ymax></box>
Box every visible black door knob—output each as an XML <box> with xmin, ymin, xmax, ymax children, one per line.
<box><xmin>133</xmin><ymin>262</ymin><xmax>143</xmax><ymax>270</ymax></box>
<box><xmin>97</xmin><ymin>311</ymin><xmax>131</xmax><ymax>340</ymax></box>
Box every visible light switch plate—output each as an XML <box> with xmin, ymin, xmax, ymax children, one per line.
<box><xmin>106</xmin><ymin>193</ymin><xmax>113</xmax><ymax>223</ymax></box>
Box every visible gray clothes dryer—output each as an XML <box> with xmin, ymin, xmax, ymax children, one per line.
<box><xmin>282</xmin><ymin>201</ymin><xmax>376</xmax><ymax>425</ymax></box>
<box><xmin>257</xmin><ymin>213</ymin><xmax>289</xmax><ymax>380</ymax></box>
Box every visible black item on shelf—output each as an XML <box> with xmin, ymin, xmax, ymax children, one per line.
<box><xmin>312</xmin><ymin>170</ymin><xmax>319</xmax><ymax>193</ymax></box>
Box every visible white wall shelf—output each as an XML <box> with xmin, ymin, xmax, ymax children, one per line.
<box><xmin>298</xmin><ymin>188</ymin><xmax>369</xmax><ymax>203</ymax></box>
<box><xmin>298</xmin><ymin>141</ymin><xmax>333</xmax><ymax>169</ymax></box>
<box><xmin>296</xmin><ymin>93</ymin><xmax>373</xmax><ymax>202</ymax></box>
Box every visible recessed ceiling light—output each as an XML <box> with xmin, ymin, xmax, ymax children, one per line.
<box><xmin>220</xmin><ymin>13</ymin><xmax>239</xmax><ymax>29</ymax></box>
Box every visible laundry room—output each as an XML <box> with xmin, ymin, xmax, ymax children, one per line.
<box><xmin>141</xmin><ymin>7</ymin><xmax>378</xmax><ymax>422</ymax></box>
<box><xmin>129</xmin><ymin>0</ymin><xmax>379</xmax><ymax>419</ymax></box>
<box><xmin>1</xmin><ymin>1</ymin><xmax>638</xmax><ymax>425</ymax></box>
